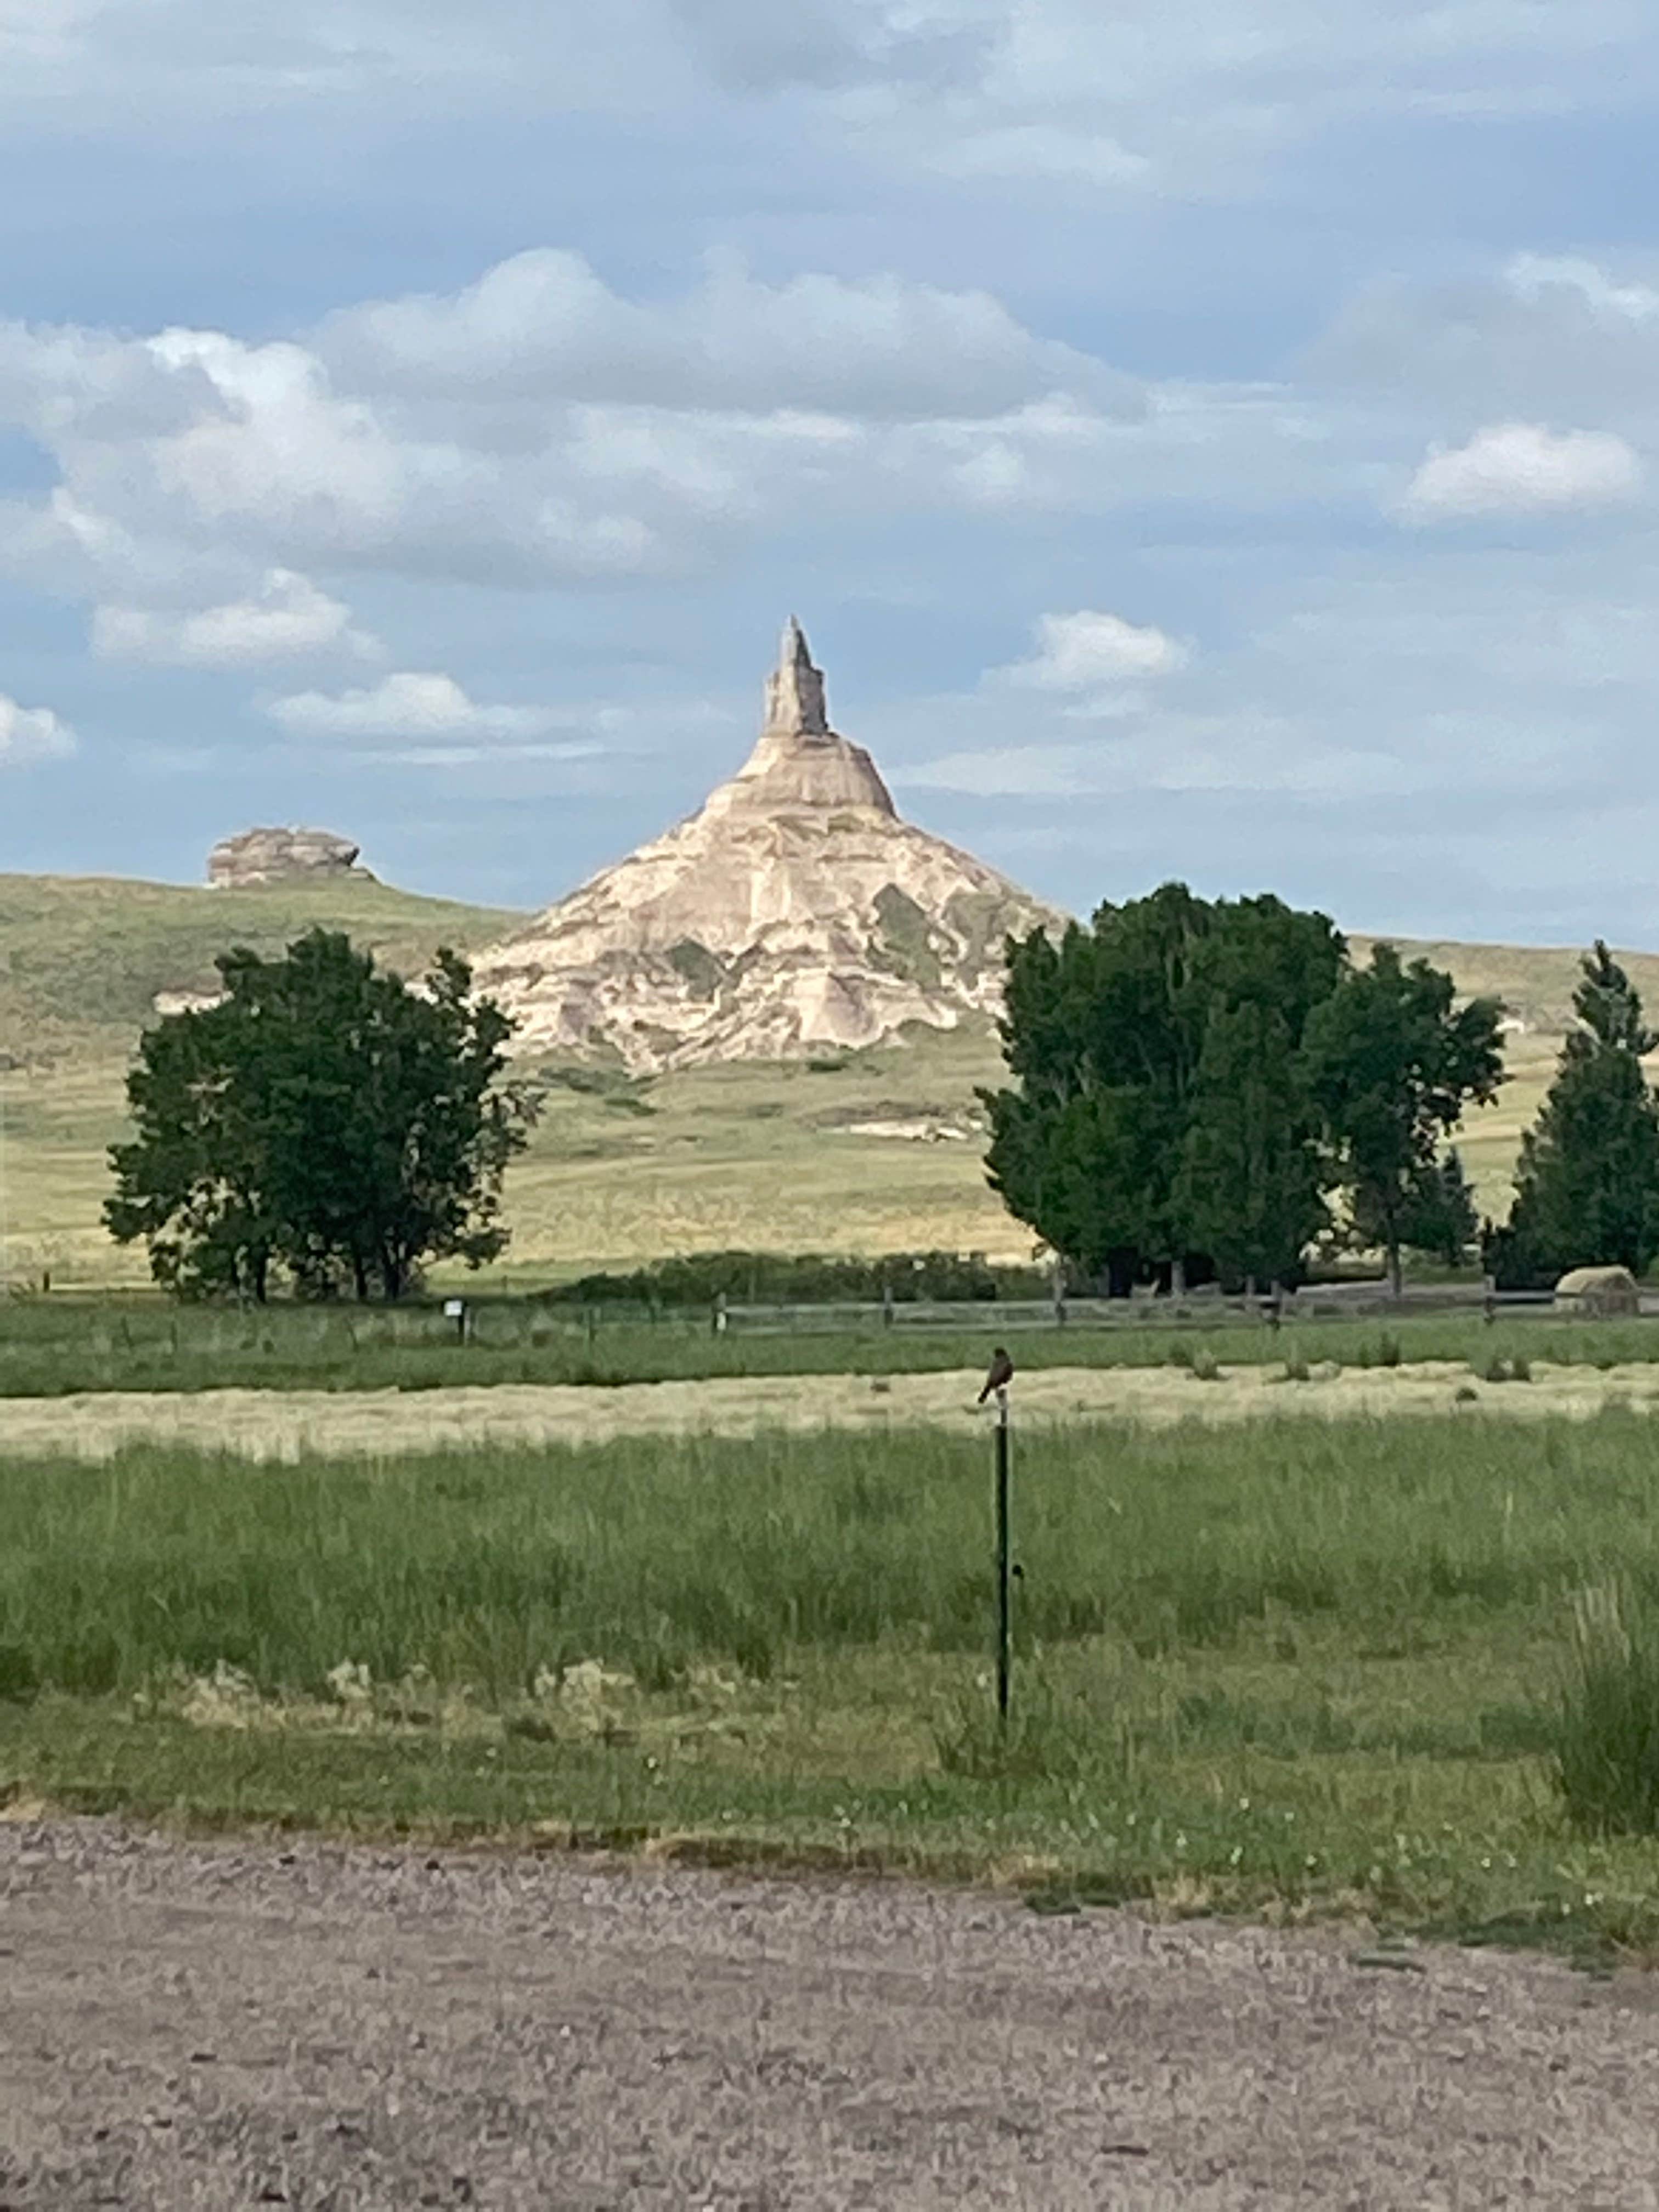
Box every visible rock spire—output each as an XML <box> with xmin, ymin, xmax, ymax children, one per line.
<box><xmin>469</xmin><ymin>619</ymin><xmax>1065</xmax><ymax>1071</ymax></box>
<box><xmin>764</xmin><ymin>616</ymin><xmax>830</xmax><ymax>737</ymax></box>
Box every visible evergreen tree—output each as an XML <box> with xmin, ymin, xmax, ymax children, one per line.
<box><xmin>107</xmin><ymin>931</ymin><xmax>532</xmax><ymax>1300</ymax></box>
<box><xmin>1499</xmin><ymin>942</ymin><xmax>1659</xmax><ymax>1279</ymax></box>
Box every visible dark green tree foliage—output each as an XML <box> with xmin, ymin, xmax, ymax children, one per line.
<box><xmin>1401</xmin><ymin>1146</ymin><xmax>1480</xmax><ymax>1268</ymax></box>
<box><xmin>106</xmin><ymin>931</ymin><xmax>531</xmax><ymax>1300</ymax></box>
<box><xmin>1495</xmin><ymin>943</ymin><xmax>1659</xmax><ymax>1282</ymax></box>
<box><xmin>983</xmin><ymin>884</ymin><xmax>1344</xmax><ymax>1285</ymax></box>
<box><xmin>103</xmin><ymin>990</ymin><xmax>282</xmax><ymax>1300</ymax></box>
<box><xmin>1301</xmin><ymin>944</ymin><xmax>1504</xmax><ymax>1297</ymax></box>
<box><xmin>1171</xmin><ymin>1000</ymin><xmax>1327</xmax><ymax>1288</ymax></box>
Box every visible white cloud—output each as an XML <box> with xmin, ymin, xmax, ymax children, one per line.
<box><xmin>0</xmin><ymin>693</ymin><xmax>75</xmax><ymax>766</ymax></box>
<box><xmin>1504</xmin><ymin>255</ymin><xmax>1659</xmax><ymax>324</ymax></box>
<box><xmin>266</xmin><ymin>670</ymin><xmax>557</xmax><ymax>744</ymax></box>
<box><xmin>839</xmin><ymin>0</ymin><xmax>1656</xmax><ymax>204</ymax></box>
<box><xmin>92</xmin><ymin>569</ymin><xmax>381</xmax><ymax>666</ymax></box>
<box><xmin>1311</xmin><ymin>255</ymin><xmax>1659</xmax><ymax>429</ymax></box>
<box><xmin>0</xmin><ymin>251</ymin><xmax>1154</xmax><ymax>624</ymax></box>
<box><xmin>318</xmin><ymin>247</ymin><xmax>1129</xmax><ymax>421</ymax></box>
<box><xmin>993</xmin><ymin>608</ymin><xmax>1187</xmax><ymax>690</ymax></box>
<box><xmin>1</xmin><ymin>0</ymin><xmax>1652</xmax><ymax>213</ymax></box>
<box><xmin>1398</xmin><ymin>422</ymin><xmax>1643</xmax><ymax>521</ymax></box>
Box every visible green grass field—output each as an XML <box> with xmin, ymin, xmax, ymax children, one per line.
<box><xmin>9</xmin><ymin>1292</ymin><xmax>1659</xmax><ymax>1397</ymax></box>
<box><xmin>5</xmin><ymin>870</ymin><xmax>1657</xmax><ymax>1288</ymax></box>
<box><xmin>6</xmin><ymin>1412</ymin><xmax>1659</xmax><ymax>1959</ymax></box>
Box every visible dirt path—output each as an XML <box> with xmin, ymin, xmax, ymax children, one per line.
<box><xmin>4</xmin><ymin>1822</ymin><xmax>1658</xmax><ymax>2209</ymax></box>
<box><xmin>7</xmin><ymin>1359</ymin><xmax>1659</xmax><ymax>1459</ymax></box>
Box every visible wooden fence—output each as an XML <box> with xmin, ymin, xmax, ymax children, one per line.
<box><xmin>706</xmin><ymin>1281</ymin><xmax>1580</xmax><ymax>1338</ymax></box>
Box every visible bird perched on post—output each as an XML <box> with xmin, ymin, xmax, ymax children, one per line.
<box><xmin>978</xmin><ymin>1346</ymin><xmax>1014</xmax><ymax>1404</ymax></box>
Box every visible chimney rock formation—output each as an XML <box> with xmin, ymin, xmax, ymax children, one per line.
<box><xmin>471</xmin><ymin>621</ymin><xmax>1064</xmax><ymax>1071</ymax></box>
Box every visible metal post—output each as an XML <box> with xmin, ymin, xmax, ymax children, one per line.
<box><xmin>994</xmin><ymin>1386</ymin><xmax>1011</xmax><ymax>1726</ymax></box>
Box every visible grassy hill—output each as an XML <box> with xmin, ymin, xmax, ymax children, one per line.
<box><xmin>0</xmin><ymin>872</ymin><xmax>522</xmax><ymax>1288</ymax></box>
<box><xmin>0</xmin><ymin>872</ymin><xmax>522</xmax><ymax>1066</ymax></box>
<box><xmin>0</xmin><ymin>871</ymin><xmax>1646</xmax><ymax>1288</ymax></box>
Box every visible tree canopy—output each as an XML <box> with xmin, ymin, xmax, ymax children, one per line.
<box><xmin>984</xmin><ymin>885</ymin><xmax>1502</xmax><ymax>1291</ymax></box>
<box><xmin>1488</xmin><ymin>943</ymin><xmax>1659</xmax><ymax>1285</ymax></box>
<box><xmin>106</xmin><ymin>930</ymin><xmax>532</xmax><ymax>1300</ymax></box>
<box><xmin>983</xmin><ymin>884</ymin><xmax>1346</xmax><ymax>1287</ymax></box>
<box><xmin>1300</xmin><ymin>943</ymin><xmax>1504</xmax><ymax>1296</ymax></box>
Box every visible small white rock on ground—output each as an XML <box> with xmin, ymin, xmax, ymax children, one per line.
<box><xmin>4</xmin><ymin>1820</ymin><xmax>1659</xmax><ymax>2208</ymax></box>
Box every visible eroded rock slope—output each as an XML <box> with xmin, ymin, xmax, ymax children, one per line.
<box><xmin>472</xmin><ymin>621</ymin><xmax>1064</xmax><ymax>1070</ymax></box>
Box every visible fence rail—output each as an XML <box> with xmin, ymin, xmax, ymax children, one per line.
<box><xmin>708</xmin><ymin>1282</ymin><xmax>1597</xmax><ymax>1336</ymax></box>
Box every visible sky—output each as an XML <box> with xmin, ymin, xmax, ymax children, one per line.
<box><xmin>3</xmin><ymin>0</ymin><xmax>1659</xmax><ymax>944</ymax></box>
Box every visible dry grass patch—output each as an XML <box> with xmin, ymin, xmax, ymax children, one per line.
<box><xmin>7</xmin><ymin>1358</ymin><xmax>1659</xmax><ymax>1460</ymax></box>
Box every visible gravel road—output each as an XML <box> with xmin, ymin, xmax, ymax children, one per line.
<box><xmin>4</xmin><ymin>1822</ymin><xmax>1659</xmax><ymax>2209</ymax></box>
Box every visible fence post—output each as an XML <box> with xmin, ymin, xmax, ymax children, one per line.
<box><xmin>1483</xmin><ymin>1273</ymin><xmax>1496</xmax><ymax>1326</ymax></box>
<box><xmin>883</xmin><ymin>1281</ymin><xmax>894</xmax><ymax>1329</ymax></box>
<box><xmin>712</xmin><ymin>1291</ymin><xmax>728</xmax><ymax>1336</ymax></box>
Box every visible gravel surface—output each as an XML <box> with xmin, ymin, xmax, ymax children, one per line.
<box><xmin>7</xmin><ymin>1360</ymin><xmax>1658</xmax><ymax>1460</ymax></box>
<box><xmin>4</xmin><ymin>1822</ymin><xmax>1659</xmax><ymax>2209</ymax></box>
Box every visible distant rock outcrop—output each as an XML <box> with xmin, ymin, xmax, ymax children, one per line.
<box><xmin>471</xmin><ymin>619</ymin><xmax>1065</xmax><ymax>1071</ymax></box>
<box><xmin>207</xmin><ymin>827</ymin><xmax>370</xmax><ymax>889</ymax></box>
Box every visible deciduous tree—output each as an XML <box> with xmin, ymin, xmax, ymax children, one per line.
<box><xmin>1172</xmin><ymin>1000</ymin><xmax>1327</xmax><ymax>1289</ymax></box>
<box><xmin>106</xmin><ymin>931</ymin><xmax>532</xmax><ymax>1300</ymax></box>
<box><xmin>983</xmin><ymin>884</ymin><xmax>1344</xmax><ymax>1286</ymax></box>
<box><xmin>1301</xmin><ymin>944</ymin><xmax>1503</xmax><ymax>1298</ymax></box>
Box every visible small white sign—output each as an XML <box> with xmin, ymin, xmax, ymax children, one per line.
<box><xmin>443</xmin><ymin>1298</ymin><xmax>465</xmax><ymax>1318</ymax></box>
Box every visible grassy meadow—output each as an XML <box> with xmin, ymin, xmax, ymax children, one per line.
<box><xmin>7</xmin><ymin>1412</ymin><xmax>1659</xmax><ymax>1959</ymax></box>
<box><xmin>10</xmin><ymin>1291</ymin><xmax>1659</xmax><ymax>1398</ymax></box>
<box><xmin>14</xmin><ymin>874</ymin><xmax>1659</xmax><ymax>1963</ymax></box>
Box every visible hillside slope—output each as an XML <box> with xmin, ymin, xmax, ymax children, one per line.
<box><xmin>1</xmin><ymin>866</ymin><xmax>1652</xmax><ymax>1287</ymax></box>
<box><xmin>0</xmin><ymin>872</ymin><xmax>521</xmax><ymax>1069</ymax></box>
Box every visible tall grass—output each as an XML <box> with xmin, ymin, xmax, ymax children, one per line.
<box><xmin>6</xmin><ymin>1292</ymin><xmax>1659</xmax><ymax>1397</ymax></box>
<box><xmin>7</xmin><ymin>1412</ymin><xmax>1659</xmax><ymax>1703</ymax></box>
<box><xmin>1556</xmin><ymin>1579</ymin><xmax>1659</xmax><ymax>1835</ymax></box>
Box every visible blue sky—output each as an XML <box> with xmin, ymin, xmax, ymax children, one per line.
<box><xmin>3</xmin><ymin>0</ymin><xmax>1659</xmax><ymax>944</ymax></box>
